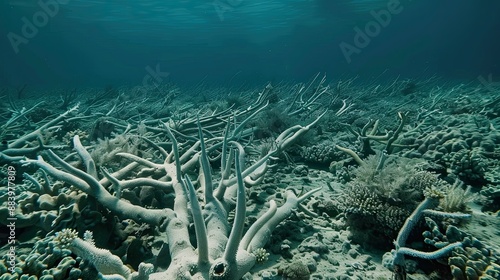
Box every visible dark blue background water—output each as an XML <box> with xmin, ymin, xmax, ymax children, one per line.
<box><xmin>1</xmin><ymin>0</ymin><xmax>499</xmax><ymax>88</ymax></box>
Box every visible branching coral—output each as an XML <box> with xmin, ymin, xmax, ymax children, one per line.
<box><xmin>385</xmin><ymin>189</ymin><xmax>472</xmax><ymax>280</ymax></box>
<box><xmin>1</xmin><ymin>91</ymin><xmax>335</xmax><ymax>279</ymax></box>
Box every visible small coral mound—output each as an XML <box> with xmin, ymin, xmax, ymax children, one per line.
<box><xmin>278</xmin><ymin>261</ymin><xmax>311</xmax><ymax>280</ymax></box>
<box><xmin>253</xmin><ymin>248</ymin><xmax>270</xmax><ymax>263</ymax></box>
<box><xmin>339</xmin><ymin>156</ymin><xmax>439</xmax><ymax>248</ymax></box>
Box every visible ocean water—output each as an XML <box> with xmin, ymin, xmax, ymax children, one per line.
<box><xmin>1</xmin><ymin>1</ymin><xmax>499</xmax><ymax>280</ymax></box>
<box><xmin>1</xmin><ymin>0</ymin><xmax>499</xmax><ymax>87</ymax></box>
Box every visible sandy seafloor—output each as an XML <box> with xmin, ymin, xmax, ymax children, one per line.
<box><xmin>0</xmin><ymin>77</ymin><xmax>499</xmax><ymax>280</ymax></box>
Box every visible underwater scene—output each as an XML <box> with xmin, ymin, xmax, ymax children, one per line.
<box><xmin>1</xmin><ymin>1</ymin><xmax>499</xmax><ymax>279</ymax></box>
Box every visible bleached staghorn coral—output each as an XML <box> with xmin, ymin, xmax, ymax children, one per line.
<box><xmin>0</xmin><ymin>104</ymin><xmax>79</xmax><ymax>160</ymax></box>
<box><xmin>388</xmin><ymin>189</ymin><xmax>472</xmax><ymax>280</ymax></box>
<box><xmin>18</xmin><ymin>107</ymin><xmax>331</xmax><ymax>279</ymax></box>
<box><xmin>0</xmin><ymin>82</ymin><xmax>350</xmax><ymax>279</ymax></box>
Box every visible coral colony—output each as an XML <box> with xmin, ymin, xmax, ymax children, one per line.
<box><xmin>1</xmin><ymin>77</ymin><xmax>499</xmax><ymax>279</ymax></box>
